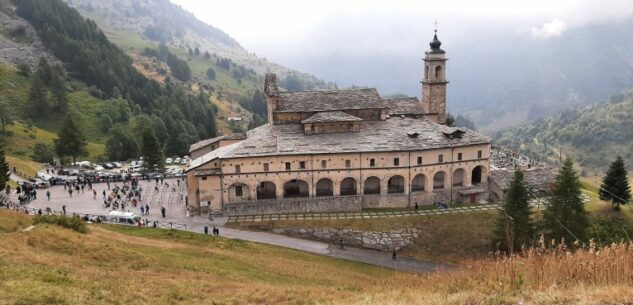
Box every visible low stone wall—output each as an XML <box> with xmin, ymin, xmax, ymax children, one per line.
<box><xmin>223</xmin><ymin>196</ymin><xmax>362</xmax><ymax>216</ymax></box>
<box><xmin>271</xmin><ymin>227</ymin><xmax>419</xmax><ymax>252</ymax></box>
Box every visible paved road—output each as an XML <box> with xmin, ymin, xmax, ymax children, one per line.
<box><xmin>15</xmin><ymin>180</ymin><xmax>447</xmax><ymax>273</ymax></box>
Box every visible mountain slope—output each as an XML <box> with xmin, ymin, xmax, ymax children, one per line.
<box><xmin>494</xmin><ymin>90</ymin><xmax>633</xmax><ymax>172</ymax></box>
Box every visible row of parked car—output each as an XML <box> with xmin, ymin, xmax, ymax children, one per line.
<box><xmin>166</xmin><ymin>156</ymin><xmax>188</xmax><ymax>165</ymax></box>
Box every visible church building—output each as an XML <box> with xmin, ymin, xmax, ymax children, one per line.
<box><xmin>186</xmin><ymin>31</ymin><xmax>491</xmax><ymax>215</ymax></box>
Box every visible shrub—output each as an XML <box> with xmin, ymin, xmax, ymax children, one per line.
<box><xmin>34</xmin><ymin>215</ymin><xmax>87</xmax><ymax>233</ymax></box>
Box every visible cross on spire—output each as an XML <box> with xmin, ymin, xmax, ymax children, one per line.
<box><xmin>434</xmin><ymin>20</ymin><xmax>438</xmax><ymax>33</ymax></box>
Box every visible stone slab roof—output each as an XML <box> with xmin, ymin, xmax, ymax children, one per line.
<box><xmin>301</xmin><ymin>111</ymin><xmax>363</xmax><ymax>124</ymax></box>
<box><xmin>188</xmin><ymin>133</ymin><xmax>247</xmax><ymax>153</ymax></box>
<box><xmin>275</xmin><ymin>88</ymin><xmax>387</xmax><ymax>113</ymax></box>
<box><xmin>385</xmin><ymin>97</ymin><xmax>424</xmax><ymax>115</ymax></box>
<box><xmin>490</xmin><ymin>168</ymin><xmax>557</xmax><ymax>191</ymax></box>
<box><xmin>187</xmin><ymin>118</ymin><xmax>491</xmax><ymax>171</ymax></box>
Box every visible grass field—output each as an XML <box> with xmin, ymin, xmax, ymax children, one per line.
<box><xmin>1</xmin><ymin>210</ymin><xmax>633</xmax><ymax>305</ymax></box>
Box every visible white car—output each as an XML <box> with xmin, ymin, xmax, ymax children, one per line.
<box><xmin>180</xmin><ymin>159</ymin><xmax>187</xmax><ymax>165</ymax></box>
<box><xmin>113</xmin><ymin>162</ymin><xmax>122</xmax><ymax>168</ymax></box>
<box><xmin>94</xmin><ymin>165</ymin><xmax>105</xmax><ymax>171</ymax></box>
<box><xmin>174</xmin><ymin>157</ymin><xmax>181</xmax><ymax>164</ymax></box>
<box><xmin>166</xmin><ymin>158</ymin><xmax>173</xmax><ymax>164</ymax></box>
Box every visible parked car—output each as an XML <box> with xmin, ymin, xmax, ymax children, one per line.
<box><xmin>113</xmin><ymin>162</ymin><xmax>122</xmax><ymax>168</ymax></box>
<box><xmin>94</xmin><ymin>165</ymin><xmax>105</xmax><ymax>171</ymax></box>
<box><xmin>102</xmin><ymin>163</ymin><xmax>113</xmax><ymax>169</ymax></box>
<box><xmin>180</xmin><ymin>159</ymin><xmax>187</xmax><ymax>165</ymax></box>
<box><xmin>174</xmin><ymin>157</ymin><xmax>181</xmax><ymax>164</ymax></box>
<box><xmin>165</xmin><ymin>158</ymin><xmax>173</xmax><ymax>164</ymax></box>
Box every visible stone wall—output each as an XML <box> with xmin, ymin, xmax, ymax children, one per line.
<box><xmin>271</xmin><ymin>227</ymin><xmax>419</xmax><ymax>252</ymax></box>
<box><xmin>223</xmin><ymin>196</ymin><xmax>362</xmax><ymax>216</ymax></box>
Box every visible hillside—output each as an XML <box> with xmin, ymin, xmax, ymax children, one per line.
<box><xmin>494</xmin><ymin>90</ymin><xmax>633</xmax><ymax>173</ymax></box>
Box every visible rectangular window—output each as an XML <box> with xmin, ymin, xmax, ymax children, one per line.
<box><xmin>300</xmin><ymin>161</ymin><xmax>306</xmax><ymax>169</ymax></box>
<box><xmin>417</xmin><ymin>156</ymin><xmax>422</xmax><ymax>165</ymax></box>
<box><xmin>321</xmin><ymin>160</ymin><xmax>327</xmax><ymax>168</ymax></box>
<box><xmin>369</xmin><ymin>159</ymin><xmax>375</xmax><ymax>167</ymax></box>
<box><xmin>478</xmin><ymin>150</ymin><xmax>482</xmax><ymax>158</ymax></box>
<box><xmin>263</xmin><ymin>163</ymin><xmax>269</xmax><ymax>172</ymax></box>
<box><xmin>438</xmin><ymin>154</ymin><xmax>444</xmax><ymax>163</ymax></box>
<box><xmin>394</xmin><ymin>158</ymin><xmax>400</xmax><ymax>166</ymax></box>
<box><xmin>201</xmin><ymin>177</ymin><xmax>207</xmax><ymax>180</ymax></box>
<box><xmin>285</xmin><ymin>162</ymin><xmax>291</xmax><ymax>171</ymax></box>
<box><xmin>235</xmin><ymin>165</ymin><xmax>241</xmax><ymax>173</ymax></box>
<box><xmin>235</xmin><ymin>185</ymin><xmax>243</xmax><ymax>197</ymax></box>
<box><xmin>345</xmin><ymin>160</ymin><xmax>351</xmax><ymax>168</ymax></box>
<box><xmin>457</xmin><ymin>153</ymin><xmax>462</xmax><ymax>161</ymax></box>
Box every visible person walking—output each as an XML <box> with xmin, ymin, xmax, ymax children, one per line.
<box><xmin>102</xmin><ymin>190</ymin><xmax>106</xmax><ymax>199</ymax></box>
<box><xmin>204</xmin><ymin>225</ymin><xmax>209</xmax><ymax>235</ymax></box>
<box><xmin>93</xmin><ymin>189</ymin><xmax>97</xmax><ymax>199</ymax></box>
<box><xmin>161</xmin><ymin>206</ymin><xmax>166</xmax><ymax>218</ymax></box>
<box><xmin>140</xmin><ymin>205</ymin><xmax>145</xmax><ymax>216</ymax></box>
<box><xmin>62</xmin><ymin>205</ymin><xmax>66</xmax><ymax>215</ymax></box>
<box><xmin>392</xmin><ymin>249</ymin><xmax>397</xmax><ymax>261</ymax></box>
<box><xmin>414</xmin><ymin>202</ymin><xmax>419</xmax><ymax>211</ymax></box>
<box><xmin>68</xmin><ymin>189</ymin><xmax>73</xmax><ymax>198</ymax></box>
<box><xmin>46</xmin><ymin>190</ymin><xmax>51</xmax><ymax>201</ymax></box>
<box><xmin>145</xmin><ymin>203</ymin><xmax>150</xmax><ymax>216</ymax></box>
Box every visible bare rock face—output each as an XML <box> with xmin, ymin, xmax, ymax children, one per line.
<box><xmin>0</xmin><ymin>2</ymin><xmax>59</xmax><ymax>68</ymax></box>
<box><xmin>273</xmin><ymin>227</ymin><xmax>420</xmax><ymax>252</ymax></box>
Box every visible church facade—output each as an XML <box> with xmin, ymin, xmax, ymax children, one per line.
<box><xmin>186</xmin><ymin>31</ymin><xmax>491</xmax><ymax>215</ymax></box>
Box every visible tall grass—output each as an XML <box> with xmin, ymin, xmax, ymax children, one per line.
<box><xmin>425</xmin><ymin>237</ymin><xmax>633</xmax><ymax>293</ymax></box>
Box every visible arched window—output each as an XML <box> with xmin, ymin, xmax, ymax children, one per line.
<box><xmin>256</xmin><ymin>181</ymin><xmax>276</xmax><ymax>200</ymax></box>
<box><xmin>316</xmin><ymin>178</ymin><xmax>333</xmax><ymax>197</ymax></box>
<box><xmin>435</xmin><ymin>65</ymin><xmax>442</xmax><ymax>78</ymax></box>
<box><xmin>433</xmin><ymin>171</ymin><xmax>446</xmax><ymax>190</ymax></box>
<box><xmin>453</xmin><ymin>168</ymin><xmax>466</xmax><ymax>187</ymax></box>
<box><xmin>364</xmin><ymin>177</ymin><xmax>381</xmax><ymax>195</ymax></box>
<box><xmin>340</xmin><ymin>177</ymin><xmax>357</xmax><ymax>196</ymax></box>
<box><xmin>283</xmin><ymin>179</ymin><xmax>309</xmax><ymax>198</ymax></box>
<box><xmin>425</xmin><ymin>65</ymin><xmax>429</xmax><ymax>80</ymax></box>
<box><xmin>472</xmin><ymin>166</ymin><xmax>485</xmax><ymax>185</ymax></box>
<box><xmin>411</xmin><ymin>174</ymin><xmax>426</xmax><ymax>192</ymax></box>
<box><xmin>387</xmin><ymin>175</ymin><xmax>405</xmax><ymax>194</ymax></box>
<box><xmin>228</xmin><ymin>183</ymin><xmax>250</xmax><ymax>203</ymax></box>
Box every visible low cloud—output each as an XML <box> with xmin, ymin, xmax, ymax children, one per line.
<box><xmin>531</xmin><ymin>18</ymin><xmax>567</xmax><ymax>38</ymax></box>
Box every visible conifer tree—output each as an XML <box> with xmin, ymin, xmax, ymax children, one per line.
<box><xmin>495</xmin><ymin>170</ymin><xmax>535</xmax><ymax>252</ymax></box>
<box><xmin>543</xmin><ymin>158</ymin><xmax>589</xmax><ymax>245</ymax></box>
<box><xmin>28</xmin><ymin>74</ymin><xmax>48</xmax><ymax>116</ymax></box>
<box><xmin>599</xmin><ymin>156</ymin><xmax>631</xmax><ymax>210</ymax></box>
<box><xmin>141</xmin><ymin>128</ymin><xmax>164</xmax><ymax>173</ymax></box>
<box><xmin>0</xmin><ymin>147</ymin><xmax>9</xmax><ymax>190</ymax></box>
<box><xmin>54</xmin><ymin>114</ymin><xmax>87</xmax><ymax>165</ymax></box>
<box><xmin>50</xmin><ymin>68</ymin><xmax>68</xmax><ymax>112</ymax></box>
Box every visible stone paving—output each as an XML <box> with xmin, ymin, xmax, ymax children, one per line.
<box><xmin>227</xmin><ymin>203</ymin><xmax>502</xmax><ymax>223</ymax></box>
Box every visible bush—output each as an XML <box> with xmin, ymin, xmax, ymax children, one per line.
<box><xmin>34</xmin><ymin>215</ymin><xmax>88</xmax><ymax>233</ymax></box>
<box><xmin>17</xmin><ymin>62</ymin><xmax>31</xmax><ymax>76</ymax></box>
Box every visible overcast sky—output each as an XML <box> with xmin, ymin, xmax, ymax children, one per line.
<box><xmin>172</xmin><ymin>0</ymin><xmax>633</xmax><ymax>54</ymax></box>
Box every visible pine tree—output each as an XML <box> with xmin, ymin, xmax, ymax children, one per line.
<box><xmin>0</xmin><ymin>147</ymin><xmax>10</xmax><ymax>190</ymax></box>
<box><xmin>50</xmin><ymin>67</ymin><xmax>68</xmax><ymax>112</ymax></box>
<box><xmin>543</xmin><ymin>158</ymin><xmax>589</xmax><ymax>245</ymax></box>
<box><xmin>494</xmin><ymin>170</ymin><xmax>535</xmax><ymax>252</ymax></box>
<box><xmin>54</xmin><ymin>114</ymin><xmax>87</xmax><ymax>165</ymax></box>
<box><xmin>141</xmin><ymin>128</ymin><xmax>164</xmax><ymax>173</ymax></box>
<box><xmin>599</xmin><ymin>156</ymin><xmax>631</xmax><ymax>210</ymax></box>
<box><xmin>28</xmin><ymin>74</ymin><xmax>48</xmax><ymax>116</ymax></box>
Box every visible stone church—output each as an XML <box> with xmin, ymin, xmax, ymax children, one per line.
<box><xmin>186</xmin><ymin>31</ymin><xmax>491</xmax><ymax>215</ymax></box>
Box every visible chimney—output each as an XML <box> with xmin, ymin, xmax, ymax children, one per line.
<box><xmin>264</xmin><ymin>73</ymin><xmax>279</xmax><ymax>97</ymax></box>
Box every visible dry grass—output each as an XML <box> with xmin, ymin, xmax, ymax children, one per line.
<box><xmin>1</xmin><ymin>210</ymin><xmax>632</xmax><ymax>305</ymax></box>
<box><xmin>6</xmin><ymin>155</ymin><xmax>43</xmax><ymax>179</ymax></box>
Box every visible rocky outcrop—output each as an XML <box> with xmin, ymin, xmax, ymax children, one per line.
<box><xmin>271</xmin><ymin>227</ymin><xmax>419</xmax><ymax>252</ymax></box>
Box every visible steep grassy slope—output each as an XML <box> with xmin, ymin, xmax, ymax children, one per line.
<box><xmin>2</xmin><ymin>210</ymin><xmax>633</xmax><ymax>304</ymax></box>
<box><xmin>494</xmin><ymin>92</ymin><xmax>633</xmax><ymax>173</ymax></box>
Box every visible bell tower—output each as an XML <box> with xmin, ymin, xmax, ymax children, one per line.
<box><xmin>421</xmin><ymin>27</ymin><xmax>448</xmax><ymax>124</ymax></box>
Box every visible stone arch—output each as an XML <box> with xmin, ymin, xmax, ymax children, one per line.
<box><xmin>433</xmin><ymin>171</ymin><xmax>446</xmax><ymax>190</ymax></box>
<box><xmin>435</xmin><ymin>65</ymin><xmax>442</xmax><ymax>78</ymax></box>
<box><xmin>472</xmin><ymin>165</ymin><xmax>485</xmax><ymax>185</ymax></box>
<box><xmin>340</xmin><ymin>177</ymin><xmax>357</xmax><ymax>196</ymax></box>
<box><xmin>256</xmin><ymin>181</ymin><xmax>276</xmax><ymax>200</ymax></box>
<box><xmin>316</xmin><ymin>178</ymin><xmax>334</xmax><ymax>197</ymax></box>
<box><xmin>364</xmin><ymin>176</ymin><xmax>381</xmax><ymax>195</ymax></box>
<box><xmin>284</xmin><ymin>179</ymin><xmax>309</xmax><ymax>198</ymax></box>
<box><xmin>453</xmin><ymin>168</ymin><xmax>466</xmax><ymax>187</ymax></box>
<box><xmin>411</xmin><ymin>174</ymin><xmax>426</xmax><ymax>192</ymax></box>
<box><xmin>228</xmin><ymin>183</ymin><xmax>250</xmax><ymax>203</ymax></box>
<box><xmin>387</xmin><ymin>175</ymin><xmax>405</xmax><ymax>194</ymax></box>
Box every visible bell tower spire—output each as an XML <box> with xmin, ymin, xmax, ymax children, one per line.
<box><xmin>421</xmin><ymin>25</ymin><xmax>448</xmax><ymax>124</ymax></box>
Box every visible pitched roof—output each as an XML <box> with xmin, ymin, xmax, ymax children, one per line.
<box><xmin>385</xmin><ymin>97</ymin><xmax>424</xmax><ymax>115</ymax></box>
<box><xmin>301</xmin><ymin>111</ymin><xmax>363</xmax><ymax>124</ymax></box>
<box><xmin>188</xmin><ymin>133</ymin><xmax>247</xmax><ymax>153</ymax></box>
<box><xmin>187</xmin><ymin>117</ymin><xmax>491</xmax><ymax>171</ymax></box>
<box><xmin>275</xmin><ymin>88</ymin><xmax>387</xmax><ymax>113</ymax></box>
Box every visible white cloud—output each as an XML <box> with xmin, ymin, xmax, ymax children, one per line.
<box><xmin>531</xmin><ymin>19</ymin><xmax>568</xmax><ymax>38</ymax></box>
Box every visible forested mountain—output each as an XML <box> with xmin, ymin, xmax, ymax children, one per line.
<box><xmin>494</xmin><ymin>91</ymin><xmax>633</xmax><ymax>173</ymax></box>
